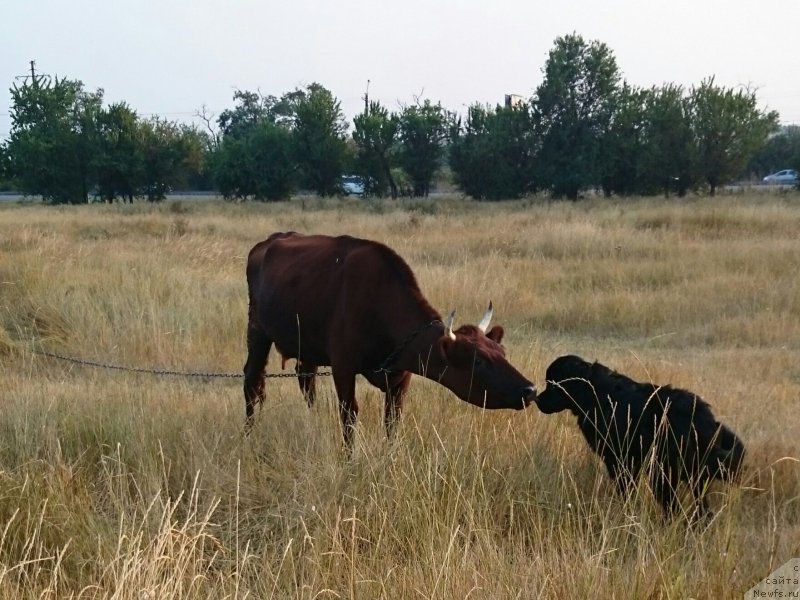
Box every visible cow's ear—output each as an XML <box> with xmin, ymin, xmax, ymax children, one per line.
<box><xmin>485</xmin><ymin>325</ymin><xmax>504</xmax><ymax>343</ymax></box>
<box><xmin>438</xmin><ymin>336</ymin><xmax>454</xmax><ymax>362</ymax></box>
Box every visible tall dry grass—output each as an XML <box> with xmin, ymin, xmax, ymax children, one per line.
<box><xmin>0</xmin><ymin>192</ymin><xmax>798</xmax><ymax>598</ymax></box>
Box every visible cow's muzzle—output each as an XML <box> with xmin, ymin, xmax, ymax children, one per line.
<box><xmin>521</xmin><ymin>385</ymin><xmax>537</xmax><ymax>408</ymax></box>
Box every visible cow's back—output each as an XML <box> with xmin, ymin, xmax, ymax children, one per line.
<box><xmin>248</xmin><ymin>232</ymin><xmax>349</xmax><ymax>297</ymax></box>
<box><xmin>248</xmin><ymin>232</ymin><xmax>393</xmax><ymax>302</ymax></box>
<box><xmin>246</xmin><ymin>232</ymin><xmax>430</xmax><ymax>367</ymax></box>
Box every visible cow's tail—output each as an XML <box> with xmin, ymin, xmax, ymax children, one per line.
<box><xmin>708</xmin><ymin>423</ymin><xmax>746</xmax><ymax>482</ymax></box>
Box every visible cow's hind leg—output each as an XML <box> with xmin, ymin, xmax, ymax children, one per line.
<box><xmin>243</xmin><ymin>326</ymin><xmax>272</xmax><ymax>431</ymax></box>
<box><xmin>296</xmin><ymin>362</ymin><xmax>318</xmax><ymax>407</ymax></box>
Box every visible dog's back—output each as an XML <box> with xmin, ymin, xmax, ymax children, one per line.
<box><xmin>657</xmin><ymin>389</ymin><xmax>745</xmax><ymax>482</ymax></box>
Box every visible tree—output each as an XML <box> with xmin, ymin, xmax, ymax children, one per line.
<box><xmin>212</xmin><ymin>120</ymin><xmax>295</xmax><ymax>201</ymax></box>
<box><xmin>639</xmin><ymin>84</ymin><xmax>697</xmax><ymax>196</ymax></box>
<box><xmin>397</xmin><ymin>99</ymin><xmax>449</xmax><ymax>197</ymax></box>
<box><xmin>533</xmin><ymin>33</ymin><xmax>621</xmax><ymax>200</ymax></box>
<box><xmin>282</xmin><ymin>83</ymin><xmax>349</xmax><ymax>196</ymax></box>
<box><xmin>598</xmin><ymin>84</ymin><xmax>647</xmax><ymax>197</ymax></box>
<box><xmin>7</xmin><ymin>74</ymin><xmax>102</xmax><ymax>203</ymax></box>
<box><xmin>211</xmin><ymin>89</ymin><xmax>297</xmax><ymax>200</ymax></box>
<box><xmin>688</xmin><ymin>78</ymin><xmax>779</xmax><ymax>195</ymax></box>
<box><xmin>210</xmin><ymin>136</ymin><xmax>247</xmax><ymax>200</ymax></box>
<box><xmin>793</xmin><ymin>131</ymin><xmax>800</xmax><ymax>190</ymax></box>
<box><xmin>247</xmin><ymin>122</ymin><xmax>295</xmax><ymax>200</ymax></box>
<box><xmin>449</xmin><ymin>102</ymin><xmax>535</xmax><ymax>200</ymax></box>
<box><xmin>352</xmin><ymin>101</ymin><xmax>400</xmax><ymax>198</ymax></box>
<box><xmin>747</xmin><ymin>125</ymin><xmax>800</xmax><ymax>179</ymax></box>
<box><xmin>71</xmin><ymin>86</ymin><xmax>104</xmax><ymax>202</ymax></box>
<box><xmin>138</xmin><ymin>118</ymin><xmax>204</xmax><ymax>201</ymax></box>
<box><xmin>217</xmin><ymin>90</ymin><xmax>282</xmax><ymax>138</ymax></box>
<box><xmin>0</xmin><ymin>143</ymin><xmax>11</xmax><ymax>190</ymax></box>
<box><xmin>94</xmin><ymin>102</ymin><xmax>142</xmax><ymax>202</ymax></box>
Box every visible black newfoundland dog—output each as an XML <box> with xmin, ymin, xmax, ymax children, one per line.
<box><xmin>536</xmin><ymin>355</ymin><xmax>745</xmax><ymax>519</ymax></box>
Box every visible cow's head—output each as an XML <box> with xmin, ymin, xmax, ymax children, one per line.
<box><xmin>535</xmin><ymin>354</ymin><xmax>596</xmax><ymax>415</ymax></box>
<box><xmin>435</xmin><ymin>303</ymin><xmax>536</xmax><ymax>410</ymax></box>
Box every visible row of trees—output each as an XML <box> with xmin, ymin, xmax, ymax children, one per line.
<box><xmin>451</xmin><ymin>77</ymin><xmax>781</xmax><ymax>200</ymax></box>
<box><xmin>209</xmin><ymin>86</ymin><xmax>348</xmax><ymax>200</ymax></box>
<box><xmin>1</xmin><ymin>76</ymin><xmax>207</xmax><ymax>203</ymax></box>
<box><xmin>453</xmin><ymin>35</ymin><xmax>783</xmax><ymax>199</ymax></box>
<box><xmin>1</xmin><ymin>34</ymin><xmax>797</xmax><ymax>203</ymax></box>
<box><xmin>209</xmin><ymin>88</ymin><xmax>451</xmax><ymax>200</ymax></box>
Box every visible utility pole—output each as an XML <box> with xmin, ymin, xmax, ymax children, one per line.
<box><xmin>362</xmin><ymin>79</ymin><xmax>370</xmax><ymax>115</ymax></box>
<box><xmin>15</xmin><ymin>60</ymin><xmax>49</xmax><ymax>88</ymax></box>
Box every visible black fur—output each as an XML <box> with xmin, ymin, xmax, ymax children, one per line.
<box><xmin>536</xmin><ymin>355</ymin><xmax>745</xmax><ymax>519</ymax></box>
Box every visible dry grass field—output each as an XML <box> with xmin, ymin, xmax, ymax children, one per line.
<box><xmin>0</xmin><ymin>192</ymin><xmax>798</xmax><ymax>598</ymax></box>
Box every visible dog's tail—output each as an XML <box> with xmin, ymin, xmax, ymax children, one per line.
<box><xmin>709</xmin><ymin>423</ymin><xmax>745</xmax><ymax>482</ymax></box>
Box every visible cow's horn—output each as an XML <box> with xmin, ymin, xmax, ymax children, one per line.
<box><xmin>477</xmin><ymin>301</ymin><xmax>493</xmax><ymax>333</ymax></box>
<box><xmin>445</xmin><ymin>310</ymin><xmax>457</xmax><ymax>341</ymax></box>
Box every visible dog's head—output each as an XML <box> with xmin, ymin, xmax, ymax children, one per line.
<box><xmin>535</xmin><ymin>354</ymin><xmax>598</xmax><ymax>415</ymax></box>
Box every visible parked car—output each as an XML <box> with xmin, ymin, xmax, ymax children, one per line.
<box><xmin>341</xmin><ymin>175</ymin><xmax>365</xmax><ymax>196</ymax></box>
<box><xmin>762</xmin><ymin>169</ymin><xmax>798</xmax><ymax>184</ymax></box>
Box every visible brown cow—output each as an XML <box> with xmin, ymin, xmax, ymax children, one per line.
<box><xmin>244</xmin><ymin>232</ymin><xmax>536</xmax><ymax>447</ymax></box>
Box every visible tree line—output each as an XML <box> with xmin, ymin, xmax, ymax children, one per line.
<box><xmin>0</xmin><ymin>77</ymin><xmax>207</xmax><ymax>203</ymax></box>
<box><xmin>1</xmin><ymin>33</ymin><xmax>798</xmax><ymax>203</ymax></box>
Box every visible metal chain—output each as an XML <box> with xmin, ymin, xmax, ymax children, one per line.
<box><xmin>32</xmin><ymin>349</ymin><xmax>330</xmax><ymax>379</ymax></box>
<box><xmin>30</xmin><ymin>319</ymin><xmax>442</xmax><ymax>380</ymax></box>
<box><xmin>373</xmin><ymin>319</ymin><xmax>442</xmax><ymax>374</ymax></box>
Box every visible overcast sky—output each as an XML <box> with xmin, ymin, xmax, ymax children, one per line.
<box><xmin>2</xmin><ymin>0</ymin><xmax>798</xmax><ymax>140</ymax></box>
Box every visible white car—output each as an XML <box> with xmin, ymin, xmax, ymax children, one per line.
<box><xmin>762</xmin><ymin>169</ymin><xmax>798</xmax><ymax>184</ymax></box>
<box><xmin>341</xmin><ymin>176</ymin><xmax>365</xmax><ymax>196</ymax></box>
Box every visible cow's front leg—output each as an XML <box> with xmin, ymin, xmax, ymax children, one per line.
<box><xmin>332</xmin><ymin>369</ymin><xmax>359</xmax><ymax>451</ymax></box>
<box><xmin>243</xmin><ymin>326</ymin><xmax>272</xmax><ymax>432</ymax></box>
<box><xmin>296</xmin><ymin>362</ymin><xmax>318</xmax><ymax>407</ymax></box>
<box><xmin>384</xmin><ymin>371</ymin><xmax>412</xmax><ymax>439</ymax></box>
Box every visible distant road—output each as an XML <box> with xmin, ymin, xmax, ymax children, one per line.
<box><xmin>0</xmin><ymin>191</ymin><xmax>219</xmax><ymax>203</ymax></box>
<box><xmin>0</xmin><ymin>192</ymin><xmax>30</xmax><ymax>202</ymax></box>
<box><xmin>1</xmin><ymin>186</ymin><xmax>796</xmax><ymax>203</ymax></box>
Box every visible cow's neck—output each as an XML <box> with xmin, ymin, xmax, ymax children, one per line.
<box><xmin>390</xmin><ymin>317</ymin><xmax>448</xmax><ymax>380</ymax></box>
